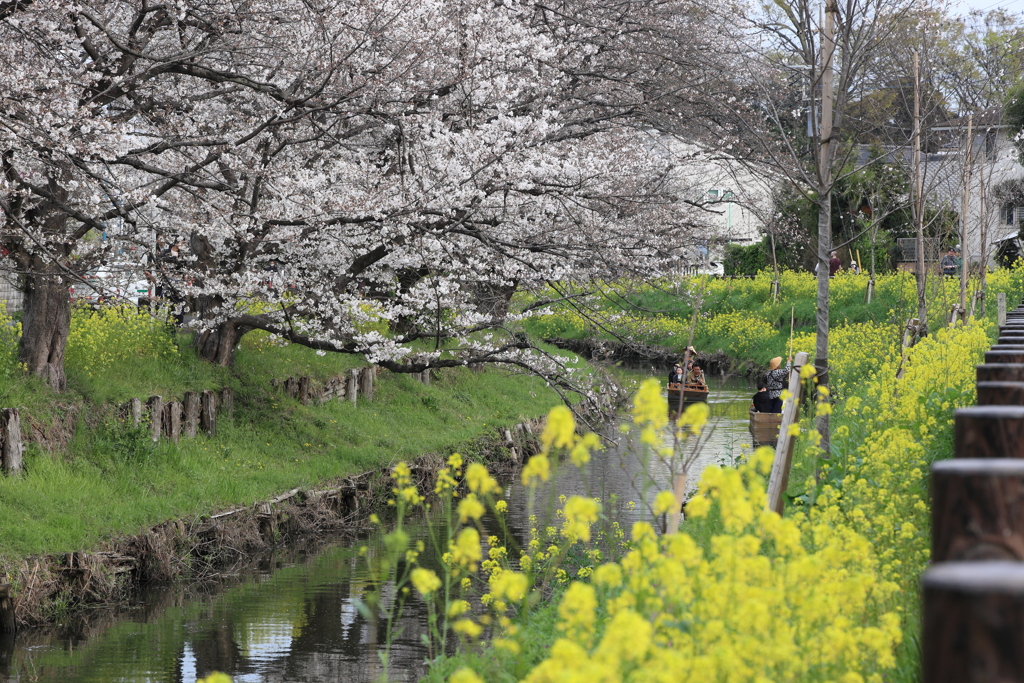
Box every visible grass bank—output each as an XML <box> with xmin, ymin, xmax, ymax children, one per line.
<box><xmin>0</xmin><ymin>306</ymin><xmax>565</xmax><ymax>563</ymax></box>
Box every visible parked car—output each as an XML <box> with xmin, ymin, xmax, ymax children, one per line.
<box><xmin>70</xmin><ymin>264</ymin><xmax>151</xmax><ymax>305</ymax></box>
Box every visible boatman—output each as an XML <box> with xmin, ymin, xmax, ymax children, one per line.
<box><xmin>765</xmin><ymin>356</ymin><xmax>791</xmax><ymax>413</ymax></box>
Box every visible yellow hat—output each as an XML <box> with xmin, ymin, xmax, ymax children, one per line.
<box><xmin>768</xmin><ymin>357</ymin><xmax>782</xmax><ymax>371</ymax></box>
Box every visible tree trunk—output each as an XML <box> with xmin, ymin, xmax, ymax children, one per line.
<box><xmin>815</xmin><ymin>197</ymin><xmax>831</xmax><ymax>455</ymax></box>
<box><xmin>19</xmin><ymin>263</ymin><xmax>70</xmax><ymax>391</ymax></box>
<box><xmin>194</xmin><ymin>318</ymin><xmax>249</xmax><ymax>366</ymax></box>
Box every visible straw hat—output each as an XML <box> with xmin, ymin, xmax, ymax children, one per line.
<box><xmin>768</xmin><ymin>356</ymin><xmax>783</xmax><ymax>371</ymax></box>
<box><xmin>687</xmin><ymin>346</ymin><xmax>697</xmax><ymax>354</ymax></box>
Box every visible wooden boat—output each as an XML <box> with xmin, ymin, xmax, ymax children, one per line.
<box><xmin>749</xmin><ymin>407</ymin><xmax>783</xmax><ymax>446</ymax></box>
<box><xmin>667</xmin><ymin>382</ymin><xmax>709</xmax><ymax>407</ymax></box>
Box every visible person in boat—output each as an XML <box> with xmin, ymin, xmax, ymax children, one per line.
<box><xmin>752</xmin><ymin>380</ymin><xmax>772</xmax><ymax>413</ymax></box>
<box><xmin>686</xmin><ymin>361</ymin><xmax>706</xmax><ymax>386</ymax></box>
<box><xmin>668</xmin><ymin>363</ymin><xmax>685</xmax><ymax>385</ymax></box>
<box><xmin>765</xmin><ymin>356</ymin><xmax>791</xmax><ymax>413</ymax></box>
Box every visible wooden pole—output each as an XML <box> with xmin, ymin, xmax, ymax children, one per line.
<box><xmin>665</xmin><ymin>473</ymin><xmax>688</xmax><ymax>534</ymax></box>
<box><xmin>999</xmin><ymin>292</ymin><xmax>1008</xmax><ymax>328</ymax></box>
<box><xmin>147</xmin><ymin>395</ymin><xmax>163</xmax><ymax>443</ymax></box>
<box><xmin>923</xmin><ymin>561</ymin><xmax>1024</xmax><ymax>683</ymax></box>
<box><xmin>346</xmin><ymin>369</ymin><xmax>358</xmax><ymax>406</ymax></box>
<box><xmin>359</xmin><ymin>366</ymin><xmax>375</xmax><ymax>401</ymax></box>
<box><xmin>165</xmin><ymin>401</ymin><xmax>182</xmax><ymax>444</ymax></box>
<box><xmin>0</xmin><ymin>408</ymin><xmax>23</xmax><ymax>475</ymax></box>
<box><xmin>766</xmin><ymin>351</ymin><xmax>810</xmax><ymax>515</ymax></box>
<box><xmin>200</xmin><ymin>390</ymin><xmax>217</xmax><ymax>436</ymax></box>
<box><xmin>954</xmin><ymin>406</ymin><xmax>1024</xmax><ymax>458</ymax></box>
<box><xmin>221</xmin><ymin>387</ymin><xmax>234</xmax><ymax>419</ymax></box>
<box><xmin>129</xmin><ymin>397</ymin><xmax>142</xmax><ymax>427</ymax></box>
<box><xmin>977</xmin><ymin>382</ymin><xmax>1024</xmax><ymax>406</ymax></box>
<box><xmin>960</xmin><ymin>114</ymin><xmax>973</xmax><ymax>318</ymax></box>
<box><xmin>932</xmin><ymin>459</ymin><xmax>1024</xmax><ymax>562</ymax></box>
<box><xmin>298</xmin><ymin>376</ymin><xmax>311</xmax><ymax>405</ymax></box>
<box><xmin>183</xmin><ymin>391</ymin><xmax>200</xmax><ymax>438</ymax></box>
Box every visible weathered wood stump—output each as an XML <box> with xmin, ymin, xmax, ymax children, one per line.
<box><xmin>147</xmin><ymin>395</ymin><xmax>163</xmax><ymax>443</ymax></box>
<box><xmin>183</xmin><ymin>391</ymin><xmax>200</xmax><ymax>438</ymax></box>
<box><xmin>128</xmin><ymin>397</ymin><xmax>142</xmax><ymax>427</ymax></box>
<box><xmin>932</xmin><ymin>459</ymin><xmax>1024</xmax><ymax>562</ymax></box>
<box><xmin>201</xmin><ymin>390</ymin><xmax>217</xmax><ymax>436</ymax></box>
<box><xmin>923</xmin><ymin>561</ymin><xmax>1024</xmax><ymax>683</ymax></box>
<box><xmin>164</xmin><ymin>401</ymin><xmax>182</xmax><ymax>444</ymax></box>
<box><xmin>0</xmin><ymin>409</ymin><xmax>22</xmax><ymax>475</ymax></box>
<box><xmin>346</xmin><ymin>369</ymin><xmax>359</xmax><ymax>406</ymax></box>
<box><xmin>978</xmin><ymin>364</ymin><xmax>1024</xmax><ymax>383</ymax></box>
<box><xmin>954</xmin><ymin>406</ymin><xmax>1024</xmax><ymax>459</ymax></box>
<box><xmin>977</xmin><ymin>382</ymin><xmax>1024</xmax><ymax>406</ymax></box>
<box><xmin>0</xmin><ymin>583</ymin><xmax>14</xmax><ymax>633</ymax></box>
<box><xmin>221</xmin><ymin>387</ymin><xmax>234</xmax><ymax>419</ymax></box>
<box><xmin>420</xmin><ymin>368</ymin><xmax>431</xmax><ymax>385</ymax></box>
<box><xmin>986</xmin><ymin>350</ymin><xmax>1024</xmax><ymax>364</ymax></box>
<box><xmin>359</xmin><ymin>366</ymin><xmax>374</xmax><ymax>402</ymax></box>
<box><xmin>284</xmin><ymin>376</ymin><xmax>299</xmax><ymax>399</ymax></box>
<box><xmin>298</xmin><ymin>376</ymin><xmax>311</xmax><ymax>405</ymax></box>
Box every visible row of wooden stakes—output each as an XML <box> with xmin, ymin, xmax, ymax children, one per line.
<box><xmin>923</xmin><ymin>298</ymin><xmax>1024</xmax><ymax>681</ymax></box>
<box><xmin>269</xmin><ymin>366</ymin><xmax>434</xmax><ymax>406</ymax></box>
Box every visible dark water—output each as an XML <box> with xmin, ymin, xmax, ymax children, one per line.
<box><xmin>0</xmin><ymin>379</ymin><xmax>756</xmax><ymax>683</ymax></box>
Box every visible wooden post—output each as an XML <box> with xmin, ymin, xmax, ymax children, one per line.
<box><xmin>932</xmin><ymin>459</ymin><xmax>1024</xmax><ymax>562</ymax></box>
<box><xmin>922</xmin><ymin>561</ymin><xmax>1024</xmax><ymax>683</ymax></box>
<box><xmin>665</xmin><ymin>472</ymin><xmax>688</xmax><ymax>534</ymax></box>
<box><xmin>298</xmin><ymin>376</ymin><xmax>311</xmax><ymax>405</ymax></box>
<box><xmin>977</xmin><ymin>382</ymin><xmax>1024</xmax><ymax>406</ymax></box>
<box><xmin>954</xmin><ymin>406</ymin><xmax>1024</xmax><ymax>458</ymax></box>
<box><xmin>164</xmin><ymin>401</ymin><xmax>182</xmax><ymax>444</ymax></box>
<box><xmin>359</xmin><ymin>366</ymin><xmax>374</xmax><ymax>402</ymax></box>
<box><xmin>200</xmin><ymin>390</ymin><xmax>217</xmax><ymax>436</ymax></box>
<box><xmin>183</xmin><ymin>391</ymin><xmax>200</xmax><ymax>438</ymax></box>
<box><xmin>346</xmin><ymin>369</ymin><xmax>359</xmax><ymax>406</ymax></box>
<box><xmin>147</xmin><ymin>395</ymin><xmax>163</xmax><ymax>443</ymax></box>
<box><xmin>766</xmin><ymin>351</ymin><xmax>810</xmax><ymax>515</ymax></box>
<box><xmin>978</xmin><ymin>364</ymin><xmax>1024</xmax><ymax>383</ymax></box>
<box><xmin>0</xmin><ymin>408</ymin><xmax>23</xmax><ymax>475</ymax></box>
<box><xmin>991</xmin><ymin>344</ymin><xmax>1024</xmax><ymax>351</ymax></box>
<box><xmin>220</xmin><ymin>387</ymin><xmax>234</xmax><ymax>419</ymax></box>
<box><xmin>999</xmin><ymin>292</ymin><xmax>1007</xmax><ymax>327</ymax></box>
<box><xmin>0</xmin><ymin>583</ymin><xmax>14</xmax><ymax>633</ymax></box>
<box><xmin>420</xmin><ymin>368</ymin><xmax>431</xmax><ymax>386</ymax></box>
<box><xmin>986</xmin><ymin>351</ymin><xmax>1024</xmax><ymax>364</ymax></box>
<box><xmin>284</xmin><ymin>376</ymin><xmax>298</xmax><ymax>399</ymax></box>
<box><xmin>129</xmin><ymin>397</ymin><xmax>142</xmax><ymax>427</ymax></box>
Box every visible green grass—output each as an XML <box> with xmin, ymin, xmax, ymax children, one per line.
<box><xmin>0</xmin><ymin>330</ymin><xmax>564</xmax><ymax>560</ymax></box>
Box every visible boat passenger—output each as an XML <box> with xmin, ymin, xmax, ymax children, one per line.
<box><xmin>668</xmin><ymin>363</ymin><xmax>685</xmax><ymax>385</ymax></box>
<box><xmin>686</xmin><ymin>361</ymin><xmax>706</xmax><ymax>386</ymax></box>
<box><xmin>752</xmin><ymin>380</ymin><xmax>772</xmax><ymax>413</ymax></box>
<box><xmin>765</xmin><ymin>356</ymin><xmax>791</xmax><ymax>413</ymax></box>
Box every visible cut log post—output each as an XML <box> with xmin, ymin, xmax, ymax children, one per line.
<box><xmin>200</xmin><ymin>390</ymin><xmax>217</xmax><ymax>436</ymax></box>
<box><xmin>220</xmin><ymin>387</ymin><xmax>234</xmax><ymax>419</ymax></box>
<box><xmin>922</xmin><ymin>561</ymin><xmax>1024</xmax><ymax>683</ymax></box>
<box><xmin>298</xmin><ymin>376</ymin><xmax>311</xmax><ymax>405</ymax></box>
<box><xmin>766</xmin><ymin>351</ymin><xmax>810</xmax><ymax>515</ymax></box>
<box><xmin>420</xmin><ymin>368</ymin><xmax>431</xmax><ymax>385</ymax></box>
<box><xmin>164</xmin><ymin>401</ymin><xmax>182</xmax><ymax>444</ymax></box>
<box><xmin>978</xmin><ymin>364</ymin><xmax>1024</xmax><ymax>383</ymax></box>
<box><xmin>270</xmin><ymin>377</ymin><xmax>280</xmax><ymax>390</ymax></box>
<box><xmin>129</xmin><ymin>397</ymin><xmax>142</xmax><ymax>427</ymax></box>
<box><xmin>358</xmin><ymin>366</ymin><xmax>374</xmax><ymax>402</ymax></box>
<box><xmin>991</xmin><ymin>344</ymin><xmax>1024</xmax><ymax>351</ymax></box>
<box><xmin>0</xmin><ymin>408</ymin><xmax>23</xmax><ymax>475</ymax></box>
<box><xmin>0</xmin><ymin>583</ymin><xmax>14</xmax><ymax>633</ymax></box>
<box><xmin>932</xmin><ymin>459</ymin><xmax>1024</xmax><ymax>562</ymax></box>
<box><xmin>346</xmin><ymin>369</ymin><xmax>359</xmax><ymax>406</ymax></box>
<box><xmin>999</xmin><ymin>292</ymin><xmax>1007</xmax><ymax>327</ymax></box>
<box><xmin>954</xmin><ymin>406</ymin><xmax>1024</xmax><ymax>458</ymax></box>
<box><xmin>977</xmin><ymin>382</ymin><xmax>1024</xmax><ymax>406</ymax></box>
<box><xmin>147</xmin><ymin>395</ymin><xmax>163</xmax><ymax>443</ymax></box>
<box><xmin>284</xmin><ymin>376</ymin><xmax>299</xmax><ymax>399</ymax></box>
<box><xmin>183</xmin><ymin>391</ymin><xmax>200</xmax><ymax>438</ymax></box>
<box><xmin>986</xmin><ymin>350</ymin><xmax>1024</xmax><ymax>364</ymax></box>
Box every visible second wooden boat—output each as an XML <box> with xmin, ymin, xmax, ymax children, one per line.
<box><xmin>749</xmin><ymin>407</ymin><xmax>783</xmax><ymax>446</ymax></box>
<box><xmin>667</xmin><ymin>382</ymin><xmax>709</xmax><ymax>407</ymax></box>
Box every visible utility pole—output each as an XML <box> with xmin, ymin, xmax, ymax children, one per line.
<box><xmin>814</xmin><ymin>0</ymin><xmax>836</xmax><ymax>455</ymax></box>
<box><xmin>959</xmin><ymin>114</ymin><xmax>973</xmax><ymax>318</ymax></box>
<box><xmin>913</xmin><ymin>50</ymin><xmax>928</xmax><ymax>335</ymax></box>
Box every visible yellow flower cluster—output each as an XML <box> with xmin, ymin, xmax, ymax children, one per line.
<box><xmin>66</xmin><ymin>304</ymin><xmax>176</xmax><ymax>378</ymax></box>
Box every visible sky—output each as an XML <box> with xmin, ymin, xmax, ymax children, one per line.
<box><xmin>955</xmin><ymin>0</ymin><xmax>1024</xmax><ymax>18</ymax></box>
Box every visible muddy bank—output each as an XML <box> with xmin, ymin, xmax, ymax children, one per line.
<box><xmin>0</xmin><ymin>418</ymin><xmax>546</xmax><ymax>632</ymax></box>
<box><xmin>544</xmin><ymin>337</ymin><xmax>765</xmax><ymax>378</ymax></box>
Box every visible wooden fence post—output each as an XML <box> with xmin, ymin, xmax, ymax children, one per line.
<box><xmin>931</xmin><ymin>459</ymin><xmax>1024</xmax><ymax>562</ymax></box>
<box><xmin>977</xmin><ymin>364</ymin><xmax>1024</xmax><ymax>383</ymax></box>
<box><xmin>420</xmin><ymin>368</ymin><xmax>431</xmax><ymax>386</ymax></box>
<box><xmin>977</xmin><ymin>381</ymin><xmax>1024</xmax><ymax>406</ymax></box>
<box><xmin>765</xmin><ymin>351</ymin><xmax>810</xmax><ymax>515</ymax></box>
<box><xmin>359</xmin><ymin>366</ymin><xmax>374</xmax><ymax>402</ymax></box>
<box><xmin>998</xmin><ymin>292</ymin><xmax>1007</xmax><ymax>327</ymax></box>
<box><xmin>954</xmin><ymin>406</ymin><xmax>1024</xmax><ymax>459</ymax></box>
<box><xmin>0</xmin><ymin>408</ymin><xmax>23</xmax><ymax>475</ymax></box>
<box><xmin>129</xmin><ymin>397</ymin><xmax>142</xmax><ymax>427</ymax></box>
<box><xmin>147</xmin><ymin>396</ymin><xmax>163</xmax><ymax>443</ymax></box>
<box><xmin>200</xmin><ymin>390</ymin><xmax>217</xmax><ymax>436</ymax></box>
<box><xmin>284</xmin><ymin>376</ymin><xmax>299</xmax><ymax>399</ymax></box>
<box><xmin>346</xmin><ymin>369</ymin><xmax>358</xmax><ymax>406</ymax></box>
<box><xmin>298</xmin><ymin>376</ymin><xmax>311</xmax><ymax>405</ymax></box>
<box><xmin>0</xmin><ymin>583</ymin><xmax>14</xmax><ymax>633</ymax></box>
<box><xmin>221</xmin><ymin>387</ymin><xmax>234</xmax><ymax>419</ymax></box>
<box><xmin>183</xmin><ymin>391</ymin><xmax>200</xmax><ymax>438</ymax></box>
<box><xmin>164</xmin><ymin>401</ymin><xmax>182</xmax><ymax>444</ymax></box>
<box><xmin>923</xmin><ymin>562</ymin><xmax>1024</xmax><ymax>683</ymax></box>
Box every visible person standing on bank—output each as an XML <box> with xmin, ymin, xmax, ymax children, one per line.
<box><xmin>828</xmin><ymin>251</ymin><xmax>841</xmax><ymax>277</ymax></box>
<box><xmin>765</xmin><ymin>356</ymin><xmax>791</xmax><ymax>413</ymax></box>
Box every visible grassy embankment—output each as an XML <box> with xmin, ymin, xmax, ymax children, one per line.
<box><xmin>420</xmin><ymin>268</ymin><xmax>1024</xmax><ymax>683</ymax></box>
<box><xmin>523</xmin><ymin>268</ymin><xmax>1024</xmax><ymax>371</ymax></box>
<box><xmin>0</xmin><ymin>305</ymin><xmax>566</xmax><ymax>562</ymax></box>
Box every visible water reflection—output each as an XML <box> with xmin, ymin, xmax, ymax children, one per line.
<box><xmin>1</xmin><ymin>379</ymin><xmax>755</xmax><ymax>683</ymax></box>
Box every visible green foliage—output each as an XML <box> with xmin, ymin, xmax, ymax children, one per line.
<box><xmin>722</xmin><ymin>240</ymin><xmax>768</xmax><ymax>276</ymax></box>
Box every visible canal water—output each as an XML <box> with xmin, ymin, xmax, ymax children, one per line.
<box><xmin>0</xmin><ymin>379</ymin><xmax>757</xmax><ymax>683</ymax></box>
